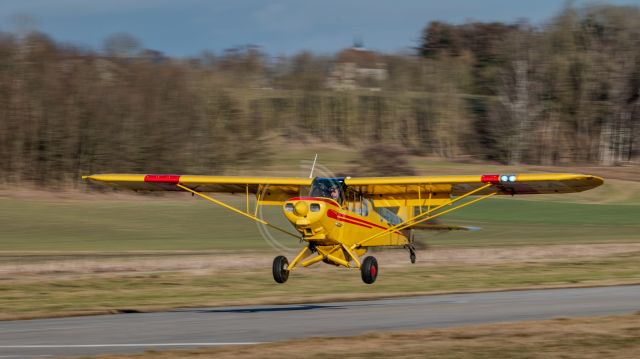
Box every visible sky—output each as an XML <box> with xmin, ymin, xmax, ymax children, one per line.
<box><xmin>1</xmin><ymin>0</ymin><xmax>639</xmax><ymax>57</ymax></box>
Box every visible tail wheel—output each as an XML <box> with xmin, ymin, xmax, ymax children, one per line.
<box><xmin>408</xmin><ymin>244</ymin><xmax>416</xmax><ymax>264</ymax></box>
<box><xmin>272</xmin><ymin>255</ymin><xmax>290</xmax><ymax>283</ymax></box>
<box><xmin>360</xmin><ymin>256</ymin><xmax>378</xmax><ymax>284</ymax></box>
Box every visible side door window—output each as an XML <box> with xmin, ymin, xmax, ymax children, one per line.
<box><xmin>348</xmin><ymin>192</ymin><xmax>368</xmax><ymax>216</ymax></box>
<box><xmin>361</xmin><ymin>197</ymin><xmax>369</xmax><ymax>216</ymax></box>
<box><xmin>347</xmin><ymin>190</ymin><xmax>358</xmax><ymax>214</ymax></box>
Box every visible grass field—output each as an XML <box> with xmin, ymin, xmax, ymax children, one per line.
<box><xmin>0</xmin><ymin>195</ymin><xmax>638</xmax><ymax>252</ymax></box>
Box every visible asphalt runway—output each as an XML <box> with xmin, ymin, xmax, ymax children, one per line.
<box><xmin>1</xmin><ymin>284</ymin><xmax>639</xmax><ymax>358</ymax></box>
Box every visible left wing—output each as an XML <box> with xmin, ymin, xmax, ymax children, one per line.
<box><xmin>345</xmin><ymin>173</ymin><xmax>603</xmax><ymax>207</ymax></box>
<box><xmin>345</xmin><ymin>173</ymin><xmax>603</xmax><ymax>196</ymax></box>
<box><xmin>344</xmin><ymin>173</ymin><xmax>602</xmax><ymax>247</ymax></box>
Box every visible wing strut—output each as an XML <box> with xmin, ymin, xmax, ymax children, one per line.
<box><xmin>176</xmin><ymin>183</ymin><xmax>301</xmax><ymax>239</ymax></box>
<box><xmin>352</xmin><ymin>183</ymin><xmax>497</xmax><ymax>249</ymax></box>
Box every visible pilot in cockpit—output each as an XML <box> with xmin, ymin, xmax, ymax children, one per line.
<box><xmin>329</xmin><ymin>186</ymin><xmax>340</xmax><ymax>202</ymax></box>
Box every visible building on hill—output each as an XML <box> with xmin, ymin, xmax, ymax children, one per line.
<box><xmin>327</xmin><ymin>44</ymin><xmax>387</xmax><ymax>90</ymax></box>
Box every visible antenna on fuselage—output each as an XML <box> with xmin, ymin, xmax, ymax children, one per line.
<box><xmin>309</xmin><ymin>153</ymin><xmax>318</xmax><ymax>178</ymax></box>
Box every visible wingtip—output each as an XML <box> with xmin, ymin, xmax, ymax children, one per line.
<box><xmin>589</xmin><ymin>175</ymin><xmax>605</xmax><ymax>186</ymax></box>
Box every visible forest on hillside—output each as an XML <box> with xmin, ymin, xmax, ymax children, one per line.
<box><xmin>0</xmin><ymin>4</ymin><xmax>639</xmax><ymax>185</ymax></box>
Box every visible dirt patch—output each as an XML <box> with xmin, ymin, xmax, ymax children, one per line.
<box><xmin>3</xmin><ymin>243</ymin><xmax>639</xmax><ymax>277</ymax></box>
<box><xmin>0</xmin><ymin>252</ymin><xmax>271</xmax><ymax>277</ymax></box>
<box><xmin>402</xmin><ymin>243</ymin><xmax>640</xmax><ymax>266</ymax></box>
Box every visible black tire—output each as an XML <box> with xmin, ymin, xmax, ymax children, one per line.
<box><xmin>360</xmin><ymin>256</ymin><xmax>378</xmax><ymax>284</ymax></box>
<box><xmin>272</xmin><ymin>255</ymin><xmax>289</xmax><ymax>283</ymax></box>
<box><xmin>410</xmin><ymin>252</ymin><xmax>416</xmax><ymax>264</ymax></box>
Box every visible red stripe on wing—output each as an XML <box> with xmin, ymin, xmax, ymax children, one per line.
<box><xmin>144</xmin><ymin>174</ymin><xmax>181</xmax><ymax>183</ymax></box>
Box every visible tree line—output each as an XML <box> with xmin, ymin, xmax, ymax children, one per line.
<box><xmin>0</xmin><ymin>4</ymin><xmax>638</xmax><ymax>187</ymax></box>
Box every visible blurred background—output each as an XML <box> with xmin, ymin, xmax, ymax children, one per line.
<box><xmin>1</xmin><ymin>1</ymin><xmax>640</xmax><ymax>328</ymax></box>
<box><xmin>0</xmin><ymin>1</ymin><xmax>639</xmax><ymax>186</ymax></box>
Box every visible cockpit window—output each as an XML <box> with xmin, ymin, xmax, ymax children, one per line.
<box><xmin>310</xmin><ymin>177</ymin><xmax>345</xmax><ymax>204</ymax></box>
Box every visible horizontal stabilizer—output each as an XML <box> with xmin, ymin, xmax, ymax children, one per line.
<box><xmin>409</xmin><ymin>223</ymin><xmax>481</xmax><ymax>231</ymax></box>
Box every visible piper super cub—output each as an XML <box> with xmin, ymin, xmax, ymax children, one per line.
<box><xmin>83</xmin><ymin>170</ymin><xmax>603</xmax><ymax>284</ymax></box>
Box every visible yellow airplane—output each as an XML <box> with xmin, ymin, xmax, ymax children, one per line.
<box><xmin>83</xmin><ymin>172</ymin><xmax>603</xmax><ymax>284</ymax></box>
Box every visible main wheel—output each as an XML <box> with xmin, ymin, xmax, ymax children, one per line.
<box><xmin>360</xmin><ymin>256</ymin><xmax>378</xmax><ymax>284</ymax></box>
<box><xmin>410</xmin><ymin>252</ymin><xmax>416</xmax><ymax>264</ymax></box>
<box><xmin>272</xmin><ymin>255</ymin><xmax>290</xmax><ymax>283</ymax></box>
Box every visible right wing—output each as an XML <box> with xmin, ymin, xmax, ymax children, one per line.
<box><xmin>82</xmin><ymin>173</ymin><xmax>312</xmax><ymax>205</ymax></box>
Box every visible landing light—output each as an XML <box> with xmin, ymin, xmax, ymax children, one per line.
<box><xmin>310</xmin><ymin>203</ymin><xmax>321</xmax><ymax>212</ymax></box>
<box><xmin>481</xmin><ymin>174</ymin><xmax>517</xmax><ymax>184</ymax></box>
<box><xmin>285</xmin><ymin>203</ymin><xmax>294</xmax><ymax>212</ymax></box>
<box><xmin>500</xmin><ymin>174</ymin><xmax>517</xmax><ymax>183</ymax></box>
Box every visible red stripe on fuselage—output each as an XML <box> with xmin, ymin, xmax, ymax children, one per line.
<box><xmin>327</xmin><ymin>209</ymin><xmax>372</xmax><ymax>228</ymax></box>
<box><xmin>332</xmin><ymin>210</ymin><xmax>403</xmax><ymax>235</ymax></box>
<box><xmin>336</xmin><ymin>212</ymin><xmax>387</xmax><ymax>230</ymax></box>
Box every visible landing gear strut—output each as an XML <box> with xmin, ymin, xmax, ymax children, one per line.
<box><xmin>408</xmin><ymin>230</ymin><xmax>416</xmax><ymax>264</ymax></box>
<box><xmin>272</xmin><ymin>255</ymin><xmax>289</xmax><ymax>283</ymax></box>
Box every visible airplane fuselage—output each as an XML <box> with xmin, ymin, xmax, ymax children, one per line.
<box><xmin>283</xmin><ymin>196</ymin><xmax>410</xmax><ymax>263</ymax></box>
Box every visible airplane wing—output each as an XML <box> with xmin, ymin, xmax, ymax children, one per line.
<box><xmin>345</xmin><ymin>173</ymin><xmax>603</xmax><ymax>195</ymax></box>
<box><xmin>82</xmin><ymin>174</ymin><xmax>312</xmax><ymax>205</ymax></box>
<box><xmin>344</xmin><ymin>173</ymin><xmax>603</xmax><ymax>207</ymax></box>
<box><xmin>344</xmin><ymin>173</ymin><xmax>603</xmax><ymax>247</ymax></box>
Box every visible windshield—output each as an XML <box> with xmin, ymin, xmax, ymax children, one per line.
<box><xmin>309</xmin><ymin>177</ymin><xmax>345</xmax><ymax>204</ymax></box>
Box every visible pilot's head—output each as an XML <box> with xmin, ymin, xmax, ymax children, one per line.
<box><xmin>329</xmin><ymin>186</ymin><xmax>339</xmax><ymax>200</ymax></box>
